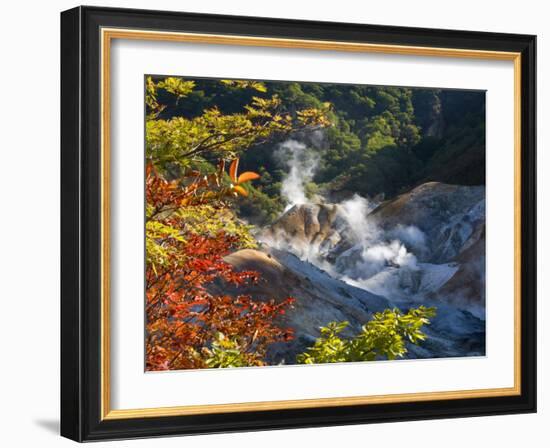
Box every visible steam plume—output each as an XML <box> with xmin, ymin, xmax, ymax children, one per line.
<box><xmin>274</xmin><ymin>140</ymin><xmax>320</xmax><ymax>210</ymax></box>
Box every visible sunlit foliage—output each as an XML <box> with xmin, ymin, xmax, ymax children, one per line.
<box><xmin>145</xmin><ymin>163</ymin><xmax>295</xmax><ymax>370</ymax></box>
<box><xmin>145</xmin><ymin>77</ymin><xmax>331</xmax><ymax>172</ymax></box>
<box><xmin>145</xmin><ymin>75</ymin><xmax>442</xmax><ymax>370</ymax></box>
<box><xmin>297</xmin><ymin>306</ymin><xmax>437</xmax><ymax>364</ymax></box>
<box><xmin>145</xmin><ymin>76</ymin><xmax>330</xmax><ymax>370</ymax></box>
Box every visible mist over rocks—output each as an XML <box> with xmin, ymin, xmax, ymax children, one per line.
<box><xmin>233</xmin><ymin>136</ymin><xmax>486</xmax><ymax>360</ymax></box>
<box><xmin>370</xmin><ymin>182</ymin><xmax>486</xmax><ymax>317</ymax></box>
<box><xmin>371</xmin><ymin>182</ymin><xmax>486</xmax><ymax>264</ymax></box>
<box><xmin>222</xmin><ymin>247</ymin><xmax>391</xmax><ymax>363</ymax></box>
<box><xmin>260</xmin><ymin>182</ymin><xmax>486</xmax><ymax>310</ymax></box>
<box><xmin>144</xmin><ymin>76</ymin><xmax>489</xmax><ymax>369</ymax></box>
<box><xmin>261</xmin><ymin>203</ymin><xmax>343</xmax><ymax>258</ymax></box>
<box><xmin>235</xmin><ymin>181</ymin><xmax>487</xmax><ymax>361</ymax></box>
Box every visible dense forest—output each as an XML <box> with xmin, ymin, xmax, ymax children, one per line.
<box><xmin>151</xmin><ymin>77</ymin><xmax>485</xmax><ymax>224</ymax></box>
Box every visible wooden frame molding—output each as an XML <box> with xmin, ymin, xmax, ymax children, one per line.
<box><xmin>100</xmin><ymin>27</ymin><xmax>522</xmax><ymax>421</ymax></box>
<box><xmin>61</xmin><ymin>6</ymin><xmax>536</xmax><ymax>441</ymax></box>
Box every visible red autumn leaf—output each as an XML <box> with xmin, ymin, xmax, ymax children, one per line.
<box><xmin>145</xmin><ymin>166</ymin><xmax>294</xmax><ymax>371</ymax></box>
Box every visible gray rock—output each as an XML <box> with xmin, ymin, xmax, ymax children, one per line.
<box><xmin>371</xmin><ymin>182</ymin><xmax>485</xmax><ymax>263</ymax></box>
<box><xmin>223</xmin><ymin>182</ymin><xmax>487</xmax><ymax>363</ymax></box>
<box><xmin>222</xmin><ymin>248</ymin><xmax>390</xmax><ymax>363</ymax></box>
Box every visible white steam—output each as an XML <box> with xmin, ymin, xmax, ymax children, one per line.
<box><xmin>333</xmin><ymin>194</ymin><xmax>422</xmax><ymax>284</ymax></box>
<box><xmin>274</xmin><ymin>140</ymin><xmax>320</xmax><ymax>210</ymax></box>
<box><xmin>266</xmin><ymin>140</ymin><xmax>458</xmax><ymax>304</ymax></box>
<box><xmin>338</xmin><ymin>194</ymin><xmax>378</xmax><ymax>242</ymax></box>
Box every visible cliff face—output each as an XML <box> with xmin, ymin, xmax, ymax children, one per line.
<box><xmin>223</xmin><ymin>182</ymin><xmax>486</xmax><ymax>363</ymax></box>
<box><xmin>260</xmin><ymin>203</ymin><xmax>348</xmax><ymax>262</ymax></box>
<box><xmin>371</xmin><ymin>182</ymin><xmax>485</xmax><ymax>262</ymax></box>
<box><xmin>264</xmin><ymin>203</ymin><xmax>341</xmax><ymax>250</ymax></box>
<box><xmin>222</xmin><ymin>248</ymin><xmax>390</xmax><ymax>363</ymax></box>
<box><xmin>370</xmin><ymin>182</ymin><xmax>486</xmax><ymax>316</ymax></box>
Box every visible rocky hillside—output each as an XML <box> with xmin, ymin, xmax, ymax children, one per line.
<box><xmin>370</xmin><ymin>182</ymin><xmax>486</xmax><ymax>316</ymax></box>
<box><xmin>222</xmin><ymin>248</ymin><xmax>390</xmax><ymax>363</ymax></box>
<box><xmin>224</xmin><ymin>182</ymin><xmax>486</xmax><ymax>363</ymax></box>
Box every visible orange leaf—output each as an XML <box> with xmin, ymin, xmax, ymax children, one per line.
<box><xmin>229</xmin><ymin>159</ymin><xmax>239</xmax><ymax>182</ymax></box>
<box><xmin>237</xmin><ymin>171</ymin><xmax>261</xmax><ymax>184</ymax></box>
<box><xmin>232</xmin><ymin>185</ymin><xmax>248</xmax><ymax>197</ymax></box>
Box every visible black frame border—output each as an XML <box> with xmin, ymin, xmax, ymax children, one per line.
<box><xmin>61</xmin><ymin>6</ymin><xmax>536</xmax><ymax>442</ymax></box>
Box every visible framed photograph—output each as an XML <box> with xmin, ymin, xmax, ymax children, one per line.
<box><xmin>60</xmin><ymin>6</ymin><xmax>536</xmax><ymax>441</ymax></box>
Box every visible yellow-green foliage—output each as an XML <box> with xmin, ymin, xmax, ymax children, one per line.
<box><xmin>203</xmin><ymin>333</ymin><xmax>254</xmax><ymax>368</ymax></box>
<box><xmin>220</xmin><ymin>79</ymin><xmax>268</xmax><ymax>92</ymax></box>
<box><xmin>146</xmin><ymin>99</ymin><xmax>294</xmax><ymax>169</ymax></box>
<box><xmin>145</xmin><ymin>220</ymin><xmax>186</xmax><ymax>269</ymax></box>
<box><xmin>177</xmin><ymin>205</ymin><xmax>258</xmax><ymax>249</ymax></box>
<box><xmin>146</xmin><ymin>76</ymin><xmax>195</xmax><ymax>114</ymax></box>
<box><xmin>145</xmin><ymin>77</ymin><xmax>331</xmax><ymax>172</ymax></box>
<box><xmin>156</xmin><ymin>77</ymin><xmax>196</xmax><ymax>100</ymax></box>
<box><xmin>146</xmin><ymin>204</ymin><xmax>256</xmax><ymax>271</ymax></box>
<box><xmin>145</xmin><ymin>76</ymin><xmax>160</xmax><ymax>112</ymax></box>
<box><xmin>297</xmin><ymin>306</ymin><xmax>436</xmax><ymax>364</ymax></box>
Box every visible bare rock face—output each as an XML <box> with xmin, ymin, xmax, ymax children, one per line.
<box><xmin>220</xmin><ymin>182</ymin><xmax>487</xmax><ymax>362</ymax></box>
<box><xmin>370</xmin><ymin>182</ymin><xmax>486</xmax><ymax>315</ymax></box>
<box><xmin>371</xmin><ymin>182</ymin><xmax>485</xmax><ymax>264</ymax></box>
<box><xmin>258</xmin><ymin>183</ymin><xmax>487</xmax><ymax>314</ymax></box>
<box><xmin>222</xmin><ymin>246</ymin><xmax>485</xmax><ymax>362</ymax></box>
<box><xmin>261</xmin><ymin>204</ymin><xmax>344</xmax><ymax>254</ymax></box>
<box><xmin>222</xmin><ymin>248</ymin><xmax>390</xmax><ymax>363</ymax></box>
<box><xmin>434</xmin><ymin>223</ymin><xmax>485</xmax><ymax>317</ymax></box>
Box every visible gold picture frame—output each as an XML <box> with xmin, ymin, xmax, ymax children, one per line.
<box><xmin>61</xmin><ymin>6</ymin><xmax>536</xmax><ymax>441</ymax></box>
